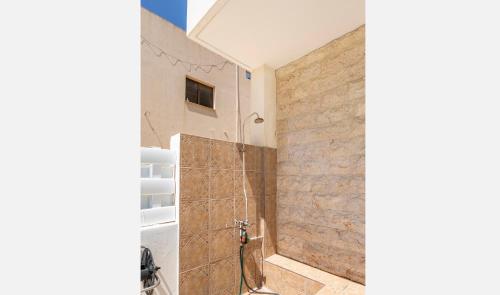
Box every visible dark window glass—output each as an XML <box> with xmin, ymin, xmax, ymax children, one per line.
<box><xmin>185</xmin><ymin>78</ymin><xmax>199</xmax><ymax>104</ymax></box>
<box><xmin>185</xmin><ymin>78</ymin><xmax>214</xmax><ymax>108</ymax></box>
<box><xmin>198</xmin><ymin>84</ymin><xmax>213</xmax><ymax>107</ymax></box>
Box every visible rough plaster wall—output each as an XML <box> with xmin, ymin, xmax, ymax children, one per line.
<box><xmin>141</xmin><ymin>8</ymin><xmax>251</xmax><ymax>149</ymax></box>
<box><xmin>275</xmin><ymin>26</ymin><xmax>365</xmax><ymax>284</ymax></box>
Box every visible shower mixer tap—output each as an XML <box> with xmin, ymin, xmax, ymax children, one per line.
<box><xmin>235</xmin><ymin>219</ymin><xmax>249</xmax><ymax>245</ymax></box>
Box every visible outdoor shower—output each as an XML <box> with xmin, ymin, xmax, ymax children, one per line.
<box><xmin>235</xmin><ymin>66</ymin><xmax>278</xmax><ymax>295</ymax></box>
<box><xmin>240</xmin><ymin>111</ymin><xmax>264</xmax><ymax>222</ymax></box>
<box><xmin>237</xmin><ymin>111</ymin><xmax>278</xmax><ymax>295</ymax></box>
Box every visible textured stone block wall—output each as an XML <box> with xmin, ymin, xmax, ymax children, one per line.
<box><xmin>275</xmin><ymin>26</ymin><xmax>365</xmax><ymax>284</ymax></box>
<box><xmin>178</xmin><ymin>134</ymin><xmax>277</xmax><ymax>295</ymax></box>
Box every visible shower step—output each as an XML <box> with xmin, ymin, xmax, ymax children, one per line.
<box><xmin>264</xmin><ymin>254</ymin><xmax>365</xmax><ymax>295</ymax></box>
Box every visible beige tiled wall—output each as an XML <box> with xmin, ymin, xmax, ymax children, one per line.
<box><xmin>275</xmin><ymin>26</ymin><xmax>365</xmax><ymax>284</ymax></box>
<box><xmin>178</xmin><ymin>134</ymin><xmax>277</xmax><ymax>295</ymax></box>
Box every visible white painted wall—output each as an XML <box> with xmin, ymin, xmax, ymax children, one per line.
<box><xmin>141</xmin><ymin>8</ymin><xmax>252</xmax><ymax>148</ymax></box>
<box><xmin>249</xmin><ymin>65</ymin><xmax>277</xmax><ymax>147</ymax></box>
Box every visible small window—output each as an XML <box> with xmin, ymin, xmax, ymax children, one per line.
<box><xmin>185</xmin><ymin>77</ymin><xmax>214</xmax><ymax>108</ymax></box>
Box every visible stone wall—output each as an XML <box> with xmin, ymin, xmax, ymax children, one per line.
<box><xmin>178</xmin><ymin>134</ymin><xmax>277</xmax><ymax>295</ymax></box>
<box><xmin>275</xmin><ymin>26</ymin><xmax>365</xmax><ymax>284</ymax></box>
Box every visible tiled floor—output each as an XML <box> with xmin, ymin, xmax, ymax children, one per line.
<box><xmin>242</xmin><ymin>286</ymin><xmax>276</xmax><ymax>295</ymax></box>
<box><xmin>264</xmin><ymin>254</ymin><xmax>364</xmax><ymax>295</ymax></box>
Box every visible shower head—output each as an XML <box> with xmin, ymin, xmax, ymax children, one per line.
<box><xmin>254</xmin><ymin>117</ymin><xmax>264</xmax><ymax>124</ymax></box>
<box><xmin>243</xmin><ymin>112</ymin><xmax>264</xmax><ymax>126</ymax></box>
<box><xmin>240</xmin><ymin>112</ymin><xmax>264</xmax><ymax>150</ymax></box>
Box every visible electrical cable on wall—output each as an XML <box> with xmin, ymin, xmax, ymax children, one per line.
<box><xmin>144</xmin><ymin>111</ymin><xmax>164</xmax><ymax>149</ymax></box>
<box><xmin>141</xmin><ymin>36</ymin><xmax>232</xmax><ymax>73</ymax></box>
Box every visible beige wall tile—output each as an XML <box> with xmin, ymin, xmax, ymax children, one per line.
<box><xmin>179</xmin><ymin>266</ymin><xmax>209</xmax><ymax>295</ymax></box>
<box><xmin>235</xmin><ymin>171</ymin><xmax>263</xmax><ymax>197</ymax></box>
<box><xmin>180</xmin><ymin>134</ymin><xmax>210</xmax><ymax>168</ymax></box>
<box><xmin>264</xmin><ymin>172</ymin><xmax>277</xmax><ymax>196</ymax></box>
<box><xmin>263</xmin><ymin>147</ymin><xmax>277</xmax><ymax>174</ymax></box>
<box><xmin>179</xmin><ymin>134</ymin><xmax>277</xmax><ymax>293</ymax></box>
<box><xmin>210</xmin><ymin>198</ymin><xmax>234</xmax><ymax>230</ymax></box>
<box><xmin>235</xmin><ymin>144</ymin><xmax>257</xmax><ymax>171</ymax></box>
<box><xmin>180</xmin><ymin>200</ymin><xmax>209</xmax><ymax>236</ymax></box>
<box><xmin>210</xmin><ymin>139</ymin><xmax>235</xmax><ymax>170</ymax></box>
<box><xmin>210</xmin><ymin>228</ymin><xmax>234</xmax><ymax>261</ymax></box>
<box><xmin>180</xmin><ymin>233</ymin><xmax>209</xmax><ymax>272</ymax></box>
<box><xmin>263</xmin><ymin>195</ymin><xmax>277</xmax><ymax>258</ymax></box>
<box><xmin>255</xmin><ymin>147</ymin><xmax>264</xmax><ymax>172</ymax></box>
<box><xmin>235</xmin><ymin>196</ymin><xmax>260</xmax><ymax>226</ymax></box>
<box><xmin>180</xmin><ymin>168</ymin><xmax>209</xmax><ymax>200</ymax></box>
<box><xmin>210</xmin><ymin>257</ymin><xmax>235</xmax><ymax>294</ymax></box>
<box><xmin>210</xmin><ymin>169</ymin><xmax>234</xmax><ymax>199</ymax></box>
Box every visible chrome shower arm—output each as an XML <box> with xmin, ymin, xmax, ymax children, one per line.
<box><xmin>241</xmin><ymin>112</ymin><xmax>263</xmax><ymax>148</ymax></box>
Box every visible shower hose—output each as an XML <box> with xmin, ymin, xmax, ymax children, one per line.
<box><xmin>239</xmin><ymin>244</ymin><xmax>279</xmax><ymax>295</ymax></box>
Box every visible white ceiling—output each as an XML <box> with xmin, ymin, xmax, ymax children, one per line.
<box><xmin>187</xmin><ymin>0</ymin><xmax>365</xmax><ymax>70</ymax></box>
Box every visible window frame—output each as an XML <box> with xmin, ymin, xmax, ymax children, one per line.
<box><xmin>185</xmin><ymin>76</ymin><xmax>216</xmax><ymax>110</ymax></box>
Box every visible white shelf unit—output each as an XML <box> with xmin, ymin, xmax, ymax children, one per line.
<box><xmin>141</xmin><ymin>147</ymin><xmax>177</xmax><ymax>227</ymax></box>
